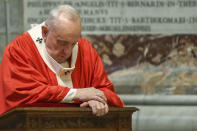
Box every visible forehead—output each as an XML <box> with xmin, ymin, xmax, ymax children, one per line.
<box><xmin>52</xmin><ymin>18</ymin><xmax>81</xmax><ymax>42</ymax></box>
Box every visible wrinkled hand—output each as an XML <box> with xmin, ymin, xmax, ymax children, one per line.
<box><xmin>80</xmin><ymin>100</ymin><xmax>109</xmax><ymax>116</ymax></box>
<box><xmin>74</xmin><ymin>87</ymin><xmax>107</xmax><ymax>104</ymax></box>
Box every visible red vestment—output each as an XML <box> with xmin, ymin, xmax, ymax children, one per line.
<box><xmin>0</xmin><ymin>32</ymin><xmax>124</xmax><ymax>115</ymax></box>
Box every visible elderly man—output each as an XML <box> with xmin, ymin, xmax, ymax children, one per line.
<box><xmin>0</xmin><ymin>5</ymin><xmax>124</xmax><ymax>116</ymax></box>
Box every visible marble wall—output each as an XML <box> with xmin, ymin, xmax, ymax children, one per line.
<box><xmin>83</xmin><ymin>35</ymin><xmax>197</xmax><ymax>95</ymax></box>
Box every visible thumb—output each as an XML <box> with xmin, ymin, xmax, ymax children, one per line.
<box><xmin>80</xmin><ymin>102</ymin><xmax>89</xmax><ymax>107</ymax></box>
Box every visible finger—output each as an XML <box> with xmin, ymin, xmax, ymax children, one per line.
<box><xmin>104</xmin><ymin>103</ymin><xmax>109</xmax><ymax>115</ymax></box>
<box><xmin>80</xmin><ymin>102</ymin><xmax>89</xmax><ymax>107</ymax></box>
<box><xmin>100</xmin><ymin>95</ymin><xmax>107</xmax><ymax>102</ymax></box>
<box><xmin>101</xmin><ymin>103</ymin><xmax>108</xmax><ymax>116</ymax></box>
<box><xmin>96</xmin><ymin>102</ymin><xmax>105</xmax><ymax>117</ymax></box>
<box><xmin>93</xmin><ymin>96</ymin><xmax>106</xmax><ymax>105</ymax></box>
<box><xmin>89</xmin><ymin>102</ymin><xmax>97</xmax><ymax>115</ymax></box>
<box><xmin>95</xmin><ymin>102</ymin><xmax>101</xmax><ymax>116</ymax></box>
<box><xmin>95</xmin><ymin>90</ymin><xmax>107</xmax><ymax>102</ymax></box>
<box><xmin>99</xmin><ymin>102</ymin><xmax>105</xmax><ymax>116</ymax></box>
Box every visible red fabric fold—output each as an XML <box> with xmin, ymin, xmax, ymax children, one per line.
<box><xmin>0</xmin><ymin>33</ymin><xmax>124</xmax><ymax>115</ymax></box>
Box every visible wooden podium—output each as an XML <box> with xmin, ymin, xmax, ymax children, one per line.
<box><xmin>0</xmin><ymin>107</ymin><xmax>138</xmax><ymax>131</ymax></box>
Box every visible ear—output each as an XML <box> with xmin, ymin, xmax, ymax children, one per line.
<box><xmin>41</xmin><ymin>25</ymin><xmax>48</xmax><ymax>40</ymax></box>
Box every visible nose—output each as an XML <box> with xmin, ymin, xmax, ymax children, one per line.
<box><xmin>63</xmin><ymin>46</ymin><xmax>72</xmax><ymax>55</ymax></box>
<box><xmin>63</xmin><ymin>48</ymin><xmax>68</xmax><ymax>55</ymax></box>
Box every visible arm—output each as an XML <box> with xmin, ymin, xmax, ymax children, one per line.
<box><xmin>91</xmin><ymin>50</ymin><xmax>124</xmax><ymax>107</ymax></box>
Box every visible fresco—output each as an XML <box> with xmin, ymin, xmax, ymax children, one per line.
<box><xmin>83</xmin><ymin>35</ymin><xmax>197</xmax><ymax>95</ymax></box>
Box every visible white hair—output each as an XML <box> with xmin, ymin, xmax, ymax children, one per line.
<box><xmin>45</xmin><ymin>5</ymin><xmax>81</xmax><ymax>29</ymax></box>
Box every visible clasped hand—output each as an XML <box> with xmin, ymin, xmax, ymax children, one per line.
<box><xmin>74</xmin><ymin>87</ymin><xmax>108</xmax><ymax>116</ymax></box>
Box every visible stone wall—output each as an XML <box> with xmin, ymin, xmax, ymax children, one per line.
<box><xmin>0</xmin><ymin>0</ymin><xmax>6</xmax><ymax>60</ymax></box>
<box><xmin>0</xmin><ymin>0</ymin><xmax>23</xmax><ymax>60</ymax></box>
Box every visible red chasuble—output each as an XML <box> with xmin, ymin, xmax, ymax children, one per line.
<box><xmin>0</xmin><ymin>32</ymin><xmax>124</xmax><ymax>115</ymax></box>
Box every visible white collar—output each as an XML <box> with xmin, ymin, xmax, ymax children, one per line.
<box><xmin>28</xmin><ymin>22</ymin><xmax>78</xmax><ymax>75</ymax></box>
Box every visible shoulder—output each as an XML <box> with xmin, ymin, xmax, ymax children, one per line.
<box><xmin>78</xmin><ymin>38</ymin><xmax>93</xmax><ymax>49</ymax></box>
<box><xmin>4</xmin><ymin>32</ymin><xmax>37</xmax><ymax>59</ymax></box>
<box><xmin>6</xmin><ymin>32</ymin><xmax>33</xmax><ymax>51</ymax></box>
<box><xmin>78</xmin><ymin>38</ymin><xmax>98</xmax><ymax>55</ymax></box>
<box><xmin>77</xmin><ymin>38</ymin><xmax>100</xmax><ymax>63</ymax></box>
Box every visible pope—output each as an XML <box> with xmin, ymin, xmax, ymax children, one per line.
<box><xmin>0</xmin><ymin>5</ymin><xmax>124</xmax><ymax>116</ymax></box>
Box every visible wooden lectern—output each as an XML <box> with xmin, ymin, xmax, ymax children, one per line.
<box><xmin>0</xmin><ymin>107</ymin><xmax>138</xmax><ymax>131</ymax></box>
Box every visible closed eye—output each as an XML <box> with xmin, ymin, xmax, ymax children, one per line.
<box><xmin>57</xmin><ymin>40</ymin><xmax>69</xmax><ymax>46</ymax></box>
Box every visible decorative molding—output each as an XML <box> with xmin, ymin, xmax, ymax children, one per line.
<box><xmin>28</xmin><ymin>116</ymin><xmax>116</xmax><ymax>129</ymax></box>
